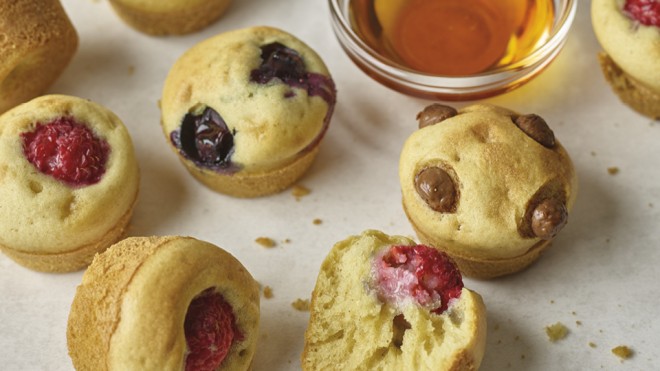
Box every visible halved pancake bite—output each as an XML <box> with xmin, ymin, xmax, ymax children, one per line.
<box><xmin>302</xmin><ymin>230</ymin><xmax>487</xmax><ymax>370</ymax></box>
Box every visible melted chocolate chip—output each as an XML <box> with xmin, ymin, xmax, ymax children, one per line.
<box><xmin>416</xmin><ymin>104</ymin><xmax>458</xmax><ymax>128</ymax></box>
<box><xmin>530</xmin><ymin>198</ymin><xmax>568</xmax><ymax>240</ymax></box>
<box><xmin>175</xmin><ymin>107</ymin><xmax>235</xmax><ymax>170</ymax></box>
<box><xmin>513</xmin><ymin>114</ymin><xmax>556</xmax><ymax>148</ymax></box>
<box><xmin>415</xmin><ymin>167</ymin><xmax>457</xmax><ymax>213</ymax></box>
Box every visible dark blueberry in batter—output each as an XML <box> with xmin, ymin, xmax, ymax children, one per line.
<box><xmin>250</xmin><ymin>42</ymin><xmax>306</xmax><ymax>84</ymax></box>
<box><xmin>177</xmin><ymin>107</ymin><xmax>235</xmax><ymax>169</ymax></box>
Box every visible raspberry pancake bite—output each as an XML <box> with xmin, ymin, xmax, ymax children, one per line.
<box><xmin>400</xmin><ymin>104</ymin><xmax>577</xmax><ymax>279</ymax></box>
<box><xmin>161</xmin><ymin>26</ymin><xmax>336</xmax><ymax>198</ymax></box>
<box><xmin>0</xmin><ymin>95</ymin><xmax>139</xmax><ymax>272</ymax></box>
<box><xmin>108</xmin><ymin>0</ymin><xmax>231</xmax><ymax>35</ymax></box>
<box><xmin>0</xmin><ymin>0</ymin><xmax>78</xmax><ymax>113</ymax></box>
<box><xmin>592</xmin><ymin>0</ymin><xmax>660</xmax><ymax>119</ymax></box>
<box><xmin>302</xmin><ymin>230</ymin><xmax>486</xmax><ymax>370</ymax></box>
<box><xmin>67</xmin><ymin>236</ymin><xmax>260</xmax><ymax>371</ymax></box>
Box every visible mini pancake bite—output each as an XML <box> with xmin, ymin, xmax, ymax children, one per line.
<box><xmin>160</xmin><ymin>26</ymin><xmax>336</xmax><ymax>198</ymax></box>
<box><xmin>302</xmin><ymin>230</ymin><xmax>486</xmax><ymax>370</ymax></box>
<box><xmin>108</xmin><ymin>0</ymin><xmax>231</xmax><ymax>35</ymax></box>
<box><xmin>0</xmin><ymin>95</ymin><xmax>139</xmax><ymax>272</ymax></box>
<box><xmin>0</xmin><ymin>0</ymin><xmax>78</xmax><ymax>113</ymax></box>
<box><xmin>591</xmin><ymin>0</ymin><xmax>660</xmax><ymax>119</ymax></box>
<box><xmin>400</xmin><ymin>104</ymin><xmax>577</xmax><ymax>279</ymax></box>
<box><xmin>67</xmin><ymin>236</ymin><xmax>260</xmax><ymax>371</ymax></box>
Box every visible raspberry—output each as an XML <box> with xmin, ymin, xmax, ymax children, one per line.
<box><xmin>21</xmin><ymin>117</ymin><xmax>110</xmax><ymax>186</ymax></box>
<box><xmin>374</xmin><ymin>245</ymin><xmax>463</xmax><ymax>314</ymax></box>
<box><xmin>184</xmin><ymin>289</ymin><xmax>243</xmax><ymax>371</ymax></box>
<box><xmin>623</xmin><ymin>0</ymin><xmax>660</xmax><ymax>26</ymax></box>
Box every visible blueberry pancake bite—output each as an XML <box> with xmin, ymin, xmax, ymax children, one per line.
<box><xmin>302</xmin><ymin>230</ymin><xmax>486</xmax><ymax>370</ymax></box>
<box><xmin>108</xmin><ymin>0</ymin><xmax>231</xmax><ymax>36</ymax></box>
<box><xmin>592</xmin><ymin>0</ymin><xmax>660</xmax><ymax>119</ymax></box>
<box><xmin>0</xmin><ymin>95</ymin><xmax>139</xmax><ymax>273</ymax></box>
<box><xmin>161</xmin><ymin>26</ymin><xmax>336</xmax><ymax>198</ymax></box>
<box><xmin>67</xmin><ymin>236</ymin><xmax>260</xmax><ymax>371</ymax></box>
<box><xmin>0</xmin><ymin>0</ymin><xmax>78</xmax><ymax>113</ymax></box>
<box><xmin>400</xmin><ymin>104</ymin><xmax>577</xmax><ymax>279</ymax></box>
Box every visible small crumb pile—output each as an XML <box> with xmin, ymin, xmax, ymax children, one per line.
<box><xmin>292</xmin><ymin>185</ymin><xmax>311</xmax><ymax>200</ymax></box>
<box><xmin>545</xmin><ymin>322</ymin><xmax>569</xmax><ymax>342</ymax></box>
<box><xmin>291</xmin><ymin>298</ymin><xmax>310</xmax><ymax>311</ymax></box>
<box><xmin>611</xmin><ymin>345</ymin><xmax>633</xmax><ymax>360</ymax></box>
<box><xmin>255</xmin><ymin>237</ymin><xmax>276</xmax><ymax>248</ymax></box>
<box><xmin>263</xmin><ymin>286</ymin><xmax>274</xmax><ymax>299</ymax></box>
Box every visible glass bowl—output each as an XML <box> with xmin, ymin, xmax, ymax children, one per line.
<box><xmin>328</xmin><ymin>0</ymin><xmax>577</xmax><ymax>101</ymax></box>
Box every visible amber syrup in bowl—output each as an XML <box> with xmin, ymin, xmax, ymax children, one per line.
<box><xmin>329</xmin><ymin>0</ymin><xmax>577</xmax><ymax>100</ymax></box>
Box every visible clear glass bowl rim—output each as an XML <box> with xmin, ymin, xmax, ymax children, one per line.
<box><xmin>328</xmin><ymin>0</ymin><xmax>578</xmax><ymax>92</ymax></box>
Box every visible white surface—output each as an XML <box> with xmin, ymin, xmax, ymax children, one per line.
<box><xmin>1</xmin><ymin>0</ymin><xmax>659</xmax><ymax>370</ymax></box>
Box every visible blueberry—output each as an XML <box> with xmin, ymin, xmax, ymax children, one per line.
<box><xmin>250</xmin><ymin>42</ymin><xmax>306</xmax><ymax>84</ymax></box>
<box><xmin>177</xmin><ymin>107</ymin><xmax>235</xmax><ymax>169</ymax></box>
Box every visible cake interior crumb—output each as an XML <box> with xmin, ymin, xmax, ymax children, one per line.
<box><xmin>291</xmin><ymin>298</ymin><xmax>310</xmax><ymax>311</ymax></box>
<box><xmin>292</xmin><ymin>185</ymin><xmax>311</xmax><ymax>200</ymax></box>
<box><xmin>611</xmin><ymin>345</ymin><xmax>633</xmax><ymax>360</ymax></box>
<box><xmin>263</xmin><ymin>286</ymin><xmax>274</xmax><ymax>299</ymax></box>
<box><xmin>255</xmin><ymin>237</ymin><xmax>276</xmax><ymax>248</ymax></box>
<box><xmin>545</xmin><ymin>322</ymin><xmax>569</xmax><ymax>342</ymax></box>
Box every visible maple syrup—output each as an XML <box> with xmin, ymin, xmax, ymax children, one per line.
<box><xmin>349</xmin><ymin>0</ymin><xmax>556</xmax><ymax>76</ymax></box>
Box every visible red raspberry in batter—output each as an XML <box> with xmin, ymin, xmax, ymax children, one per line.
<box><xmin>184</xmin><ymin>289</ymin><xmax>243</xmax><ymax>371</ymax></box>
<box><xmin>624</xmin><ymin>0</ymin><xmax>660</xmax><ymax>26</ymax></box>
<box><xmin>21</xmin><ymin>117</ymin><xmax>110</xmax><ymax>186</ymax></box>
<box><xmin>374</xmin><ymin>245</ymin><xmax>463</xmax><ymax>314</ymax></box>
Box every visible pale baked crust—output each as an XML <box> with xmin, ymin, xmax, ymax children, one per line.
<box><xmin>0</xmin><ymin>95</ymin><xmax>139</xmax><ymax>272</ymax></box>
<box><xmin>161</xmin><ymin>26</ymin><xmax>335</xmax><ymax>197</ymax></box>
<box><xmin>0</xmin><ymin>0</ymin><xmax>78</xmax><ymax>113</ymax></box>
<box><xmin>399</xmin><ymin>104</ymin><xmax>577</xmax><ymax>278</ymax></box>
<box><xmin>591</xmin><ymin>0</ymin><xmax>660</xmax><ymax>118</ymax></box>
<box><xmin>302</xmin><ymin>230</ymin><xmax>487</xmax><ymax>370</ymax></box>
<box><xmin>108</xmin><ymin>0</ymin><xmax>231</xmax><ymax>35</ymax></box>
<box><xmin>597</xmin><ymin>52</ymin><xmax>660</xmax><ymax>119</ymax></box>
<box><xmin>67</xmin><ymin>236</ymin><xmax>260</xmax><ymax>371</ymax></box>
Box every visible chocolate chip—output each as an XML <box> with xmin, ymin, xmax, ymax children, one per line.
<box><xmin>415</xmin><ymin>167</ymin><xmax>457</xmax><ymax>213</ymax></box>
<box><xmin>416</xmin><ymin>104</ymin><xmax>458</xmax><ymax>129</ymax></box>
<box><xmin>530</xmin><ymin>198</ymin><xmax>568</xmax><ymax>240</ymax></box>
<box><xmin>513</xmin><ymin>114</ymin><xmax>556</xmax><ymax>148</ymax></box>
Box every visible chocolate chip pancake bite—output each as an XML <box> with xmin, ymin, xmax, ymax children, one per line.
<box><xmin>108</xmin><ymin>0</ymin><xmax>231</xmax><ymax>35</ymax></box>
<box><xmin>160</xmin><ymin>26</ymin><xmax>336</xmax><ymax>198</ymax></box>
<box><xmin>399</xmin><ymin>104</ymin><xmax>577</xmax><ymax>279</ymax></box>
<box><xmin>302</xmin><ymin>230</ymin><xmax>486</xmax><ymax>370</ymax></box>
<box><xmin>0</xmin><ymin>95</ymin><xmax>139</xmax><ymax>273</ymax></box>
<box><xmin>592</xmin><ymin>0</ymin><xmax>660</xmax><ymax>119</ymax></box>
<box><xmin>0</xmin><ymin>0</ymin><xmax>78</xmax><ymax>113</ymax></box>
<box><xmin>67</xmin><ymin>236</ymin><xmax>260</xmax><ymax>371</ymax></box>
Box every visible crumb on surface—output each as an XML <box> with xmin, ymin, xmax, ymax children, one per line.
<box><xmin>607</xmin><ymin>167</ymin><xmax>619</xmax><ymax>175</ymax></box>
<box><xmin>611</xmin><ymin>345</ymin><xmax>633</xmax><ymax>360</ymax></box>
<box><xmin>576</xmin><ymin>320</ymin><xmax>582</xmax><ymax>326</ymax></box>
<box><xmin>591</xmin><ymin>151</ymin><xmax>597</xmax><ymax>156</ymax></box>
<box><xmin>263</xmin><ymin>286</ymin><xmax>274</xmax><ymax>299</ymax></box>
<box><xmin>545</xmin><ymin>322</ymin><xmax>569</xmax><ymax>342</ymax></box>
<box><xmin>292</xmin><ymin>185</ymin><xmax>311</xmax><ymax>200</ymax></box>
<box><xmin>291</xmin><ymin>298</ymin><xmax>310</xmax><ymax>311</ymax></box>
<box><xmin>313</xmin><ymin>218</ymin><xmax>322</xmax><ymax>225</ymax></box>
<box><xmin>283</xmin><ymin>238</ymin><xmax>292</xmax><ymax>244</ymax></box>
<box><xmin>255</xmin><ymin>237</ymin><xmax>276</xmax><ymax>248</ymax></box>
<box><xmin>589</xmin><ymin>342</ymin><xmax>597</xmax><ymax>348</ymax></box>
<box><xmin>128</xmin><ymin>65</ymin><xmax>135</xmax><ymax>75</ymax></box>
